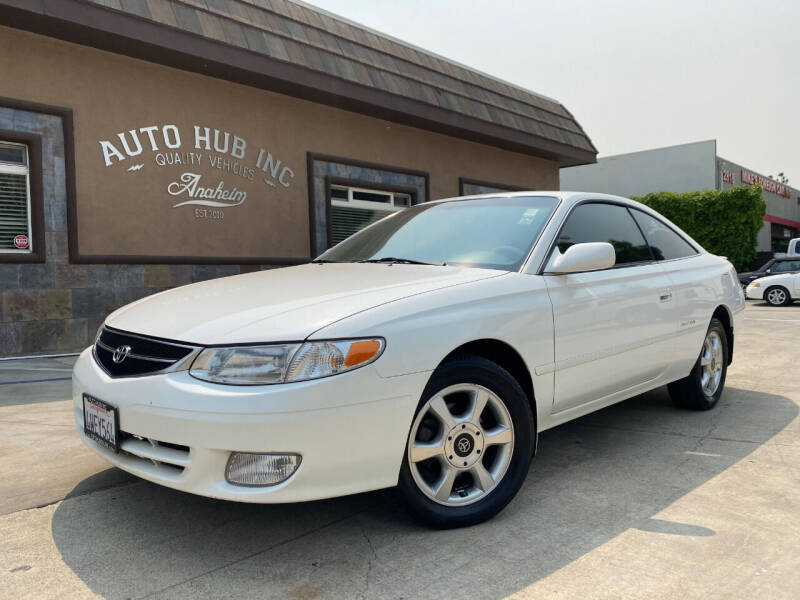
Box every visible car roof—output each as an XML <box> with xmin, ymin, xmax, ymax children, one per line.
<box><xmin>433</xmin><ymin>190</ymin><xmax>636</xmax><ymax>205</ymax></box>
<box><xmin>431</xmin><ymin>190</ymin><xmax>663</xmax><ymax>217</ymax></box>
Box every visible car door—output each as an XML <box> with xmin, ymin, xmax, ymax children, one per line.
<box><xmin>627</xmin><ymin>208</ymin><xmax>708</xmax><ymax>377</ymax></box>
<box><xmin>544</xmin><ymin>202</ymin><xmax>675</xmax><ymax>413</ymax></box>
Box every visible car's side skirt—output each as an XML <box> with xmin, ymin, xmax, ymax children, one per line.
<box><xmin>538</xmin><ymin>373</ymin><xmax>672</xmax><ymax>432</ymax></box>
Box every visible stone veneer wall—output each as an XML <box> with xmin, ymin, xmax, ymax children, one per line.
<box><xmin>461</xmin><ymin>182</ymin><xmax>517</xmax><ymax>196</ymax></box>
<box><xmin>0</xmin><ymin>104</ymin><xmax>272</xmax><ymax>357</ymax></box>
<box><xmin>0</xmin><ymin>262</ymin><xmax>259</xmax><ymax>356</ymax></box>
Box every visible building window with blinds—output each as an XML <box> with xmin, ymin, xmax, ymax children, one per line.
<box><xmin>329</xmin><ymin>184</ymin><xmax>412</xmax><ymax>246</ymax></box>
<box><xmin>0</xmin><ymin>142</ymin><xmax>31</xmax><ymax>253</ymax></box>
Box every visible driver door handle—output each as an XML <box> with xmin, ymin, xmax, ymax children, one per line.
<box><xmin>659</xmin><ymin>292</ymin><xmax>673</xmax><ymax>302</ymax></box>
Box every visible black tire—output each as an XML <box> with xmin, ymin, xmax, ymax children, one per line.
<box><xmin>668</xmin><ymin>318</ymin><xmax>728</xmax><ymax>411</ymax></box>
<box><xmin>398</xmin><ymin>354</ymin><xmax>535</xmax><ymax>529</ymax></box>
<box><xmin>764</xmin><ymin>286</ymin><xmax>791</xmax><ymax>306</ymax></box>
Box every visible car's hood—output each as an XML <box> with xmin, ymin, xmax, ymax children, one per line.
<box><xmin>105</xmin><ymin>263</ymin><xmax>505</xmax><ymax>345</ymax></box>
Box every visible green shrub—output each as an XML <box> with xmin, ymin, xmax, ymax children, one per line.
<box><xmin>633</xmin><ymin>185</ymin><xmax>766</xmax><ymax>271</ymax></box>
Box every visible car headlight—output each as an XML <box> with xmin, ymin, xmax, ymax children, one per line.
<box><xmin>189</xmin><ymin>338</ymin><xmax>385</xmax><ymax>385</ymax></box>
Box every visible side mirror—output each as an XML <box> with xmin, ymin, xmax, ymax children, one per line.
<box><xmin>545</xmin><ymin>242</ymin><xmax>616</xmax><ymax>274</ymax></box>
<box><xmin>766</xmin><ymin>269</ymin><xmax>771</xmax><ymax>273</ymax></box>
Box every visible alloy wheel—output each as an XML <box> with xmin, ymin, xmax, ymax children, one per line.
<box><xmin>407</xmin><ymin>383</ymin><xmax>514</xmax><ymax>506</ymax></box>
<box><xmin>767</xmin><ymin>288</ymin><xmax>787</xmax><ymax>305</ymax></box>
<box><xmin>699</xmin><ymin>330</ymin><xmax>724</xmax><ymax>396</ymax></box>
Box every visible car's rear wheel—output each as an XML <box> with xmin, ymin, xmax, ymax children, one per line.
<box><xmin>398</xmin><ymin>354</ymin><xmax>534</xmax><ymax>529</ymax></box>
<box><xmin>668</xmin><ymin>318</ymin><xmax>728</xmax><ymax>411</ymax></box>
<box><xmin>765</xmin><ymin>286</ymin><xmax>791</xmax><ymax>306</ymax></box>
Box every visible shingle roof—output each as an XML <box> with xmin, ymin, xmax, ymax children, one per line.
<box><xmin>1</xmin><ymin>0</ymin><xmax>597</xmax><ymax>165</ymax></box>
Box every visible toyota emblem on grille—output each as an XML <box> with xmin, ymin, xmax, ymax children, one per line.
<box><xmin>112</xmin><ymin>345</ymin><xmax>132</xmax><ymax>364</ymax></box>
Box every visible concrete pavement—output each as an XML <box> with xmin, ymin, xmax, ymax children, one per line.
<box><xmin>0</xmin><ymin>356</ymin><xmax>134</xmax><ymax>516</ymax></box>
<box><xmin>1</xmin><ymin>302</ymin><xmax>799</xmax><ymax>599</ymax></box>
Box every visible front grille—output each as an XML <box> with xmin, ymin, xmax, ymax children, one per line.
<box><xmin>94</xmin><ymin>327</ymin><xmax>197</xmax><ymax>377</ymax></box>
<box><xmin>119</xmin><ymin>431</ymin><xmax>191</xmax><ymax>474</ymax></box>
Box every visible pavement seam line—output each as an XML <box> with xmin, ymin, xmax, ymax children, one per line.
<box><xmin>0</xmin><ymin>418</ymin><xmax>76</xmax><ymax>428</ymax></box>
<box><xmin>0</xmin><ymin>377</ymin><xmax>72</xmax><ymax>386</ymax></box>
<box><xmin>3</xmin><ymin>479</ymin><xmax>144</xmax><ymax>516</ymax></box>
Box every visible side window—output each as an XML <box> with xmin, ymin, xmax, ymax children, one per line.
<box><xmin>630</xmin><ymin>209</ymin><xmax>698</xmax><ymax>261</ymax></box>
<box><xmin>773</xmin><ymin>261</ymin><xmax>800</xmax><ymax>273</ymax></box>
<box><xmin>771</xmin><ymin>262</ymin><xmax>790</xmax><ymax>273</ymax></box>
<box><xmin>556</xmin><ymin>203</ymin><xmax>651</xmax><ymax>265</ymax></box>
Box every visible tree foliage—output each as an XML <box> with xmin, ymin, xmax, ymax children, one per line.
<box><xmin>634</xmin><ymin>185</ymin><xmax>766</xmax><ymax>270</ymax></box>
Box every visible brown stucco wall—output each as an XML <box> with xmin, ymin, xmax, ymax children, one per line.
<box><xmin>0</xmin><ymin>25</ymin><xmax>558</xmax><ymax>262</ymax></box>
<box><xmin>0</xmin><ymin>25</ymin><xmax>558</xmax><ymax>356</ymax></box>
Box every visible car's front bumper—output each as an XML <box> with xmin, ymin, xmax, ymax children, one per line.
<box><xmin>72</xmin><ymin>347</ymin><xmax>430</xmax><ymax>503</ymax></box>
<box><xmin>745</xmin><ymin>284</ymin><xmax>764</xmax><ymax>300</ymax></box>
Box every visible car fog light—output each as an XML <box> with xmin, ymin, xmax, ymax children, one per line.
<box><xmin>225</xmin><ymin>452</ymin><xmax>301</xmax><ymax>487</ymax></box>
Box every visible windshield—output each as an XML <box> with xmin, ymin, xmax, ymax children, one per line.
<box><xmin>317</xmin><ymin>195</ymin><xmax>559</xmax><ymax>271</ymax></box>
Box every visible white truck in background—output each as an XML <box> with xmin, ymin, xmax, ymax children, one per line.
<box><xmin>775</xmin><ymin>238</ymin><xmax>800</xmax><ymax>258</ymax></box>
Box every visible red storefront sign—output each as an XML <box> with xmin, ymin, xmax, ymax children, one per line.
<box><xmin>741</xmin><ymin>170</ymin><xmax>791</xmax><ymax>198</ymax></box>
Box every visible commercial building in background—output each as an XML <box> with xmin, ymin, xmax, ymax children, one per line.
<box><xmin>561</xmin><ymin>140</ymin><xmax>800</xmax><ymax>259</ymax></box>
<box><xmin>0</xmin><ymin>0</ymin><xmax>596</xmax><ymax>357</ymax></box>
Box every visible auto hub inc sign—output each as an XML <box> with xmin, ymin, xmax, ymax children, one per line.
<box><xmin>97</xmin><ymin>124</ymin><xmax>295</xmax><ymax>217</ymax></box>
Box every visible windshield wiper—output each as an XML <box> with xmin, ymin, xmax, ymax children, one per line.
<box><xmin>311</xmin><ymin>259</ymin><xmax>344</xmax><ymax>263</ymax></box>
<box><xmin>359</xmin><ymin>257</ymin><xmax>446</xmax><ymax>266</ymax></box>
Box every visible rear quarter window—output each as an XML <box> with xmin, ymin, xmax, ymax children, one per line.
<box><xmin>630</xmin><ymin>209</ymin><xmax>698</xmax><ymax>261</ymax></box>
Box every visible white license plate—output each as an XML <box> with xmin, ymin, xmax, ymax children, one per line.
<box><xmin>83</xmin><ymin>394</ymin><xmax>119</xmax><ymax>452</ymax></box>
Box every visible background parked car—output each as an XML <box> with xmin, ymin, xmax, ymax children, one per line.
<box><xmin>783</xmin><ymin>238</ymin><xmax>800</xmax><ymax>257</ymax></box>
<box><xmin>738</xmin><ymin>257</ymin><xmax>800</xmax><ymax>288</ymax></box>
<box><xmin>746</xmin><ymin>271</ymin><xmax>800</xmax><ymax>306</ymax></box>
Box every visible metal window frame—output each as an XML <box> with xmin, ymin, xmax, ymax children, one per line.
<box><xmin>0</xmin><ymin>140</ymin><xmax>32</xmax><ymax>254</ymax></box>
<box><xmin>321</xmin><ymin>173</ymin><xmax>421</xmax><ymax>250</ymax></box>
<box><xmin>328</xmin><ymin>184</ymin><xmax>411</xmax><ymax>247</ymax></box>
<box><xmin>0</xmin><ymin>123</ymin><xmax>46</xmax><ymax>264</ymax></box>
<box><xmin>330</xmin><ymin>183</ymin><xmax>411</xmax><ymax>212</ymax></box>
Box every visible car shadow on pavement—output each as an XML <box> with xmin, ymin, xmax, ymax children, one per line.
<box><xmin>63</xmin><ymin>467</ymin><xmax>138</xmax><ymax>501</ymax></box>
<box><xmin>51</xmin><ymin>386</ymin><xmax>797</xmax><ymax>600</ymax></box>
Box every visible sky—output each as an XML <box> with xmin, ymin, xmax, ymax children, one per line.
<box><xmin>307</xmin><ymin>0</ymin><xmax>799</xmax><ymax>184</ymax></box>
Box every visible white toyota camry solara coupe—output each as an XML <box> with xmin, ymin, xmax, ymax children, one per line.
<box><xmin>74</xmin><ymin>192</ymin><xmax>744</xmax><ymax>528</ymax></box>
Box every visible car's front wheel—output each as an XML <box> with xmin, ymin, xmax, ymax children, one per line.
<box><xmin>398</xmin><ymin>354</ymin><xmax>534</xmax><ymax>528</ymax></box>
<box><xmin>765</xmin><ymin>286</ymin><xmax>791</xmax><ymax>306</ymax></box>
